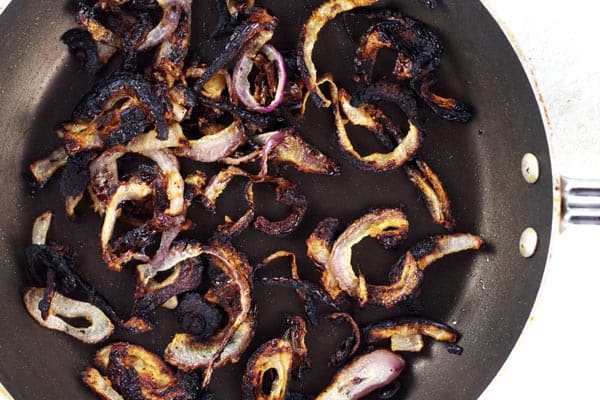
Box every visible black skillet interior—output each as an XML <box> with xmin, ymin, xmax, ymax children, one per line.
<box><xmin>0</xmin><ymin>1</ymin><xmax>553</xmax><ymax>399</ymax></box>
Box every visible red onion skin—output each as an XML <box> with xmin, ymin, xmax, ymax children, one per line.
<box><xmin>233</xmin><ymin>44</ymin><xmax>287</xmax><ymax>113</ymax></box>
<box><xmin>316</xmin><ymin>349</ymin><xmax>405</xmax><ymax>400</ymax></box>
<box><xmin>259</xmin><ymin>131</ymin><xmax>287</xmax><ymax>177</ymax></box>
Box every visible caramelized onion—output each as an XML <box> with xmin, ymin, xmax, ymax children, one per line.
<box><xmin>233</xmin><ymin>44</ymin><xmax>287</xmax><ymax>113</ymax></box>
<box><xmin>298</xmin><ymin>0</ymin><xmax>378</xmax><ymax>108</ymax></box>
<box><xmin>24</xmin><ymin>288</ymin><xmax>114</xmax><ymax>344</ymax></box>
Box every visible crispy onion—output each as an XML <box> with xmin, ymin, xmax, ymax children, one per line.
<box><xmin>325</xmin><ymin>78</ymin><xmax>422</xmax><ymax>172</ymax></box>
<box><xmin>138</xmin><ymin>0</ymin><xmax>188</xmax><ymax>51</ymax></box>
<box><xmin>316</xmin><ymin>349</ymin><xmax>405</xmax><ymax>400</ymax></box>
<box><xmin>298</xmin><ymin>0</ymin><xmax>378</xmax><ymax>108</ymax></box>
<box><xmin>410</xmin><ymin>73</ymin><xmax>472</xmax><ymax>122</ymax></box>
<box><xmin>164</xmin><ymin>243</ymin><xmax>254</xmax><ymax>388</ymax></box>
<box><xmin>72</xmin><ymin>72</ymin><xmax>169</xmax><ymax>140</ymax></box>
<box><xmin>328</xmin><ymin>209</ymin><xmax>409</xmax><ymax>305</ymax></box>
<box><xmin>405</xmin><ymin>159</ymin><xmax>455</xmax><ymax>229</ymax></box>
<box><xmin>195</xmin><ymin>8</ymin><xmax>278</xmax><ymax>91</ymax></box>
<box><xmin>242</xmin><ymin>339</ymin><xmax>294</xmax><ymax>400</ymax></box>
<box><xmin>84</xmin><ymin>342</ymin><xmax>199</xmax><ymax>400</ymax></box>
<box><xmin>23</xmin><ymin>288</ymin><xmax>114</xmax><ymax>344</ymax></box>
<box><xmin>29</xmin><ymin>147</ymin><xmax>69</xmax><ymax>188</ymax></box>
<box><xmin>233</xmin><ymin>44</ymin><xmax>287</xmax><ymax>113</ymax></box>
<box><xmin>253</xmin><ymin>129</ymin><xmax>340</xmax><ymax>176</ymax></box>
<box><xmin>354</xmin><ymin>15</ymin><xmax>442</xmax><ymax>84</ymax></box>
<box><xmin>364</xmin><ymin>317</ymin><xmax>460</xmax><ymax>353</ymax></box>
<box><xmin>306</xmin><ymin>217</ymin><xmax>343</xmax><ymax>301</ymax></box>
<box><xmin>31</xmin><ymin>211</ymin><xmax>53</xmax><ymax>246</ymax></box>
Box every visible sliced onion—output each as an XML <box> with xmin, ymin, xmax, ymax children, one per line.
<box><xmin>29</xmin><ymin>147</ymin><xmax>69</xmax><ymax>187</ymax></box>
<box><xmin>242</xmin><ymin>339</ymin><xmax>293</xmax><ymax>400</ymax></box>
<box><xmin>233</xmin><ymin>44</ymin><xmax>287</xmax><ymax>113</ymax></box>
<box><xmin>298</xmin><ymin>0</ymin><xmax>378</xmax><ymax>108</ymax></box>
<box><xmin>329</xmin><ymin>209</ymin><xmax>409</xmax><ymax>305</ymax></box>
<box><xmin>316</xmin><ymin>349</ymin><xmax>405</xmax><ymax>400</ymax></box>
<box><xmin>23</xmin><ymin>288</ymin><xmax>114</xmax><ymax>344</ymax></box>
<box><xmin>81</xmin><ymin>368</ymin><xmax>124</xmax><ymax>400</ymax></box>
<box><xmin>138</xmin><ymin>0</ymin><xmax>184</xmax><ymax>51</ymax></box>
<box><xmin>405</xmin><ymin>160</ymin><xmax>455</xmax><ymax>229</ymax></box>
<box><xmin>32</xmin><ymin>211</ymin><xmax>53</xmax><ymax>246</ymax></box>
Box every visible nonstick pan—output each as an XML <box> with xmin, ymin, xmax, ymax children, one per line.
<box><xmin>0</xmin><ymin>1</ymin><xmax>590</xmax><ymax>399</ymax></box>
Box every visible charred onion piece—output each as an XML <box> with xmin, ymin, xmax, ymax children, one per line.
<box><xmin>253</xmin><ymin>176</ymin><xmax>307</xmax><ymax>237</ymax></box>
<box><xmin>62</xmin><ymin>28</ymin><xmax>104</xmax><ymax>74</ymax></box>
<box><xmin>407</xmin><ymin>233</ymin><xmax>485</xmax><ymax>272</ymax></box>
<box><xmin>411</xmin><ymin>73</ymin><xmax>472</xmax><ymax>122</ymax></box>
<box><xmin>354</xmin><ymin>15</ymin><xmax>442</xmax><ymax>84</ymax></box>
<box><xmin>316</xmin><ymin>349</ymin><xmax>405</xmax><ymax>400</ymax></box>
<box><xmin>194</xmin><ymin>8</ymin><xmax>277</xmax><ymax>92</ymax></box>
<box><xmin>298</xmin><ymin>0</ymin><xmax>378</xmax><ymax>108</ymax></box>
<box><xmin>164</xmin><ymin>243</ymin><xmax>254</xmax><ymax>388</ymax></box>
<box><xmin>334</xmin><ymin>86</ymin><xmax>422</xmax><ymax>171</ymax></box>
<box><xmin>73</xmin><ymin>72</ymin><xmax>169</xmax><ymax>140</ymax></box>
<box><xmin>364</xmin><ymin>317</ymin><xmax>460</xmax><ymax>353</ymax></box>
<box><xmin>233</xmin><ymin>44</ymin><xmax>287</xmax><ymax>113</ymax></box>
<box><xmin>242</xmin><ymin>339</ymin><xmax>294</xmax><ymax>400</ymax></box>
<box><xmin>152</xmin><ymin>0</ymin><xmax>192</xmax><ymax>87</ymax></box>
<box><xmin>138</xmin><ymin>0</ymin><xmax>190</xmax><ymax>51</ymax></box>
<box><xmin>405</xmin><ymin>159</ymin><xmax>455</xmax><ymax>229</ymax></box>
<box><xmin>29</xmin><ymin>147</ymin><xmax>69</xmax><ymax>188</ymax></box>
<box><xmin>329</xmin><ymin>209</ymin><xmax>409</xmax><ymax>305</ymax></box>
<box><xmin>328</xmin><ymin>312</ymin><xmax>361</xmax><ymax>367</ymax></box>
<box><xmin>306</xmin><ymin>218</ymin><xmax>341</xmax><ymax>302</ymax></box>
<box><xmin>24</xmin><ymin>288</ymin><xmax>114</xmax><ymax>344</ymax></box>
<box><xmin>253</xmin><ymin>129</ymin><xmax>340</xmax><ymax>176</ymax></box>
<box><xmin>85</xmin><ymin>342</ymin><xmax>199</xmax><ymax>400</ymax></box>
<box><xmin>176</xmin><ymin>292</ymin><xmax>223</xmax><ymax>340</ymax></box>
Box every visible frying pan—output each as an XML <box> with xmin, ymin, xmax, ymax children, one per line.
<box><xmin>0</xmin><ymin>0</ymin><xmax>591</xmax><ymax>399</ymax></box>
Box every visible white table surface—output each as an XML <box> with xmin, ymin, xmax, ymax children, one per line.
<box><xmin>1</xmin><ymin>1</ymin><xmax>598</xmax><ymax>399</ymax></box>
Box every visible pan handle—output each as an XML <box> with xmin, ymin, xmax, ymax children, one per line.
<box><xmin>561</xmin><ymin>177</ymin><xmax>600</xmax><ymax>225</ymax></box>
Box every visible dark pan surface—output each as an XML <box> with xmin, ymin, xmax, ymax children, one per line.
<box><xmin>0</xmin><ymin>1</ymin><xmax>553</xmax><ymax>399</ymax></box>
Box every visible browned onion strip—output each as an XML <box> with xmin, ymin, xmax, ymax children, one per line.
<box><xmin>100</xmin><ymin>179</ymin><xmax>154</xmax><ymax>271</ymax></box>
<box><xmin>233</xmin><ymin>44</ymin><xmax>287</xmax><ymax>113</ymax></box>
<box><xmin>329</xmin><ymin>209</ymin><xmax>409</xmax><ymax>305</ymax></box>
<box><xmin>298</xmin><ymin>0</ymin><xmax>378</xmax><ymax>108</ymax></box>
<box><xmin>405</xmin><ymin>160</ymin><xmax>455</xmax><ymax>229</ymax></box>
<box><xmin>175</xmin><ymin>121</ymin><xmax>248</xmax><ymax>162</ymax></box>
<box><xmin>364</xmin><ymin>317</ymin><xmax>460</xmax><ymax>353</ymax></box>
<box><xmin>164</xmin><ymin>243</ymin><xmax>254</xmax><ymax>387</ymax></box>
<box><xmin>334</xmin><ymin>86</ymin><xmax>421</xmax><ymax>171</ymax></box>
<box><xmin>241</xmin><ymin>339</ymin><xmax>294</xmax><ymax>400</ymax></box>
<box><xmin>253</xmin><ymin>129</ymin><xmax>340</xmax><ymax>175</ymax></box>
<box><xmin>328</xmin><ymin>312</ymin><xmax>361</xmax><ymax>367</ymax></box>
<box><xmin>316</xmin><ymin>349</ymin><xmax>405</xmax><ymax>400</ymax></box>
<box><xmin>366</xmin><ymin>252</ymin><xmax>422</xmax><ymax>308</ymax></box>
<box><xmin>138</xmin><ymin>0</ymin><xmax>187</xmax><ymax>51</ymax></box>
<box><xmin>409</xmin><ymin>233</ymin><xmax>485</xmax><ymax>272</ymax></box>
<box><xmin>65</xmin><ymin>193</ymin><xmax>84</xmax><ymax>219</ymax></box>
<box><xmin>306</xmin><ymin>218</ymin><xmax>343</xmax><ymax>301</ymax></box>
<box><xmin>29</xmin><ymin>147</ymin><xmax>69</xmax><ymax>187</ymax></box>
<box><xmin>31</xmin><ymin>211</ymin><xmax>53</xmax><ymax>246</ymax></box>
<box><xmin>23</xmin><ymin>288</ymin><xmax>114</xmax><ymax>344</ymax></box>
<box><xmin>81</xmin><ymin>367</ymin><xmax>123</xmax><ymax>400</ymax></box>
<box><xmin>88</xmin><ymin>342</ymin><xmax>197</xmax><ymax>400</ymax></box>
<box><xmin>253</xmin><ymin>176</ymin><xmax>307</xmax><ymax>237</ymax></box>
